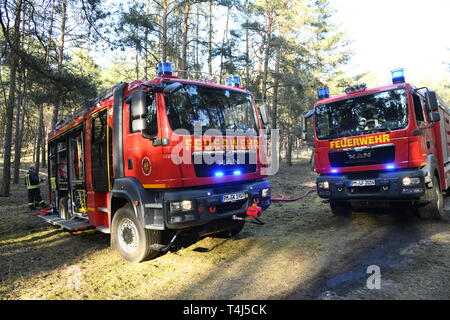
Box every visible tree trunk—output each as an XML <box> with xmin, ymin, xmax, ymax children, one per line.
<box><xmin>144</xmin><ymin>31</ymin><xmax>148</xmax><ymax>80</ymax></box>
<box><xmin>12</xmin><ymin>72</ymin><xmax>25</xmax><ymax>184</ymax></box>
<box><xmin>161</xmin><ymin>1</ymin><xmax>168</xmax><ymax>62</ymax></box>
<box><xmin>219</xmin><ymin>6</ymin><xmax>230</xmax><ymax>83</ymax></box>
<box><xmin>286</xmin><ymin>134</ymin><xmax>293</xmax><ymax>166</ymax></box>
<box><xmin>35</xmin><ymin>104</ymin><xmax>44</xmax><ymax>172</ymax></box>
<box><xmin>261</xmin><ymin>14</ymin><xmax>273</xmax><ymax>105</ymax></box>
<box><xmin>244</xmin><ymin>0</ymin><xmax>250</xmax><ymax>88</ymax></box>
<box><xmin>271</xmin><ymin>45</ymin><xmax>281</xmax><ymax>130</ymax></box>
<box><xmin>13</xmin><ymin>6</ymin><xmax>27</xmax><ymax>184</ymax></box>
<box><xmin>41</xmin><ymin>123</ymin><xmax>47</xmax><ymax>168</ymax></box>
<box><xmin>195</xmin><ymin>4</ymin><xmax>199</xmax><ymax>70</ymax></box>
<box><xmin>51</xmin><ymin>0</ymin><xmax>67</xmax><ymax>129</ymax></box>
<box><xmin>208</xmin><ymin>1</ymin><xmax>212</xmax><ymax>75</ymax></box>
<box><xmin>0</xmin><ymin>0</ymin><xmax>23</xmax><ymax>197</ymax></box>
<box><xmin>181</xmin><ymin>2</ymin><xmax>191</xmax><ymax>78</ymax></box>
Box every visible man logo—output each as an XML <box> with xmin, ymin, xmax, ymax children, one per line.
<box><xmin>348</xmin><ymin>152</ymin><xmax>372</xmax><ymax>160</ymax></box>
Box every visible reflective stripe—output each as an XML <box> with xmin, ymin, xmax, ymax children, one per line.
<box><xmin>25</xmin><ymin>173</ymin><xmax>40</xmax><ymax>190</ymax></box>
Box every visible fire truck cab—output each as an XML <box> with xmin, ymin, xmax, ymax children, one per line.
<box><xmin>303</xmin><ymin>69</ymin><xmax>449</xmax><ymax>219</ymax></box>
<box><xmin>41</xmin><ymin>63</ymin><xmax>271</xmax><ymax>262</ymax></box>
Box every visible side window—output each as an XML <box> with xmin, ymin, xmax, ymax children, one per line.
<box><xmin>412</xmin><ymin>93</ymin><xmax>425</xmax><ymax>125</ymax></box>
<box><xmin>91</xmin><ymin>110</ymin><xmax>109</xmax><ymax>192</ymax></box>
<box><xmin>146</xmin><ymin>98</ymin><xmax>158</xmax><ymax>136</ymax></box>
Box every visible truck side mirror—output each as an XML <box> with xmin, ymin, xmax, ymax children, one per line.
<box><xmin>425</xmin><ymin>91</ymin><xmax>439</xmax><ymax>112</ymax></box>
<box><xmin>301</xmin><ymin>109</ymin><xmax>315</xmax><ymax>142</ymax></box>
<box><xmin>429</xmin><ymin>112</ymin><xmax>441</xmax><ymax>123</ymax></box>
<box><xmin>130</xmin><ymin>89</ymin><xmax>148</xmax><ymax>119</ymax></box>
<box><xmin>163</xmin><ymin>82</ymin><xmax>183</xmax><ymax>94</ymax></box>
<box><xmin>258</xmin><ymin>104</ymin><xmax>269</xmax><ymax>126</ymax></box>
<box><xmin>301</xmin><ymin>116</ymin><xmax>307</xmax><ymax>140</ymax></box>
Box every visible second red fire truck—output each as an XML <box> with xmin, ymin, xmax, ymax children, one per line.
<box><xmin>40</xmin><ymin>62</ymin><xmax>271</xmax><ymax>262</ymax></box>
<box><xmin>303</xmin><ymin>69</ymin><xmax>450</xmax><ymax>219</ymax></box>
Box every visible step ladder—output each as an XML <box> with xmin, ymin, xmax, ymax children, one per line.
<box><xmin>38</xmin><ymin>214</ymin><xmax>92</xmax><ymax>232</ymax></box>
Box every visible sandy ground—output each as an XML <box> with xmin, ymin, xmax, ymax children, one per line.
<box><xmin>0</xmin><ymin>156</ymin><xmax>449</xmax><ymax>300</ymax></box>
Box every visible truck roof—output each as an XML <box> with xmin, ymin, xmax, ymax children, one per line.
<box><xmin>314</xmin><ymin>82</ymin><xmax>410</xmax><ymax>107</ymax></box>
<box><xmin>48</xmin><ymin>75</ymin><xmax>249</xmax><ymax>141</ymax></box>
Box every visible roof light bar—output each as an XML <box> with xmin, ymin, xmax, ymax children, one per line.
<box><xmin>318</xmin><ymin>87</ymin><xmax>330</xmax><ymax>99</ymax></box>
<box><xmin>157</xmin><ymin>62</ymin><xmax>173</xmax><ymax>76</ymax></box>
<box><xmin>345</xmin><ymin>83</ymin><xmax>367</xmax><ymax>95</ymax></box>
<box><xmin>391</xmin><ymin>68</ymin><xmax>405</xmax><ymax>84</ymax></box>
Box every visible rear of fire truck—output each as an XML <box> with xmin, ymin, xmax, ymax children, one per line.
<box><xmin>302</xmin><ymin>69</ymin><xmax>450</xmax><ymax>219</ymax></box>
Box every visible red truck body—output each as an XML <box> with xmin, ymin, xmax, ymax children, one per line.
<box><xmin>308</xmin><ymin>78</ymin><xmax>449</xmax><ymax>218</ymax></box>
<box><xmin>42</xmin><ymin>66</ymin><xmax>271</xmax><ymax>262</ymax></box>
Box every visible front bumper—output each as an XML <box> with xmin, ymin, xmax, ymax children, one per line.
<box><xmin>316</xmin><ymin>169</ymin><xmax>428</xmax><ymax>201</ymax></box>
<box><xmin>163</xmin><ymin>180</ymin><xmax>270</xmax><ymax>229</ymax></box>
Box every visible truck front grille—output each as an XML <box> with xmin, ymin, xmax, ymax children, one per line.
<box><xmin>192</xmin><ymin>150</ymin><xmax>257</xmax><ymax>177</ymax></box>
<box><xmin>329</xmin><ymin>144</ymin><xmax>395</xmax><ymax>167</ymax></box>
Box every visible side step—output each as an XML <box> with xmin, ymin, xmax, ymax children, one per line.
<box><xmin>38</xmin><ymin>214</ymin><xmax>92</xmax><ymax>232</ymax></box>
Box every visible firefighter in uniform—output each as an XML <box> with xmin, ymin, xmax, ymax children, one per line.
<box><xmin>25</xmin><ymin>165</ymin><xmax>47</xmax><ymax>210</ymax></box>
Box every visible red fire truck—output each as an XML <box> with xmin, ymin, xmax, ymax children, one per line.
<box><xmin>303</xmin><ymin>69</ymin><xmax>449</xmax><ymax>219</ymax></box>
<box><xmin>40</xmin><ymin>62</ymin><xmax>271</xmax><ymax>262</ymax></box>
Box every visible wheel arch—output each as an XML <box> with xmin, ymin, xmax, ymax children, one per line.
<box><xmin>110</xmin><ymin>177</ymin><xmax>165</xmax><ymax>230</ymax></box>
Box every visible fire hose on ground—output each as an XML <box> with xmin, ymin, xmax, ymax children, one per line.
<box><xmin>270</xmin><ymin>188</ymin><xmax>318</xmax><ymax>202</ymax></box>
<box><xmin>233</xmin><ymin>187</ymin><xmax>318</xmax><ymax>225</ymax></box>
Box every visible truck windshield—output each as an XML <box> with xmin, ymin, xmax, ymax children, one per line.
<box><xmin>164</xmin><ymin>83</ymin><xmax>258</xmax><ymax>135</ymax></box>
<box><xmin>315</xmin><ymin>88</ymin><xmax>408</xmax><ymax>140</ymax></box>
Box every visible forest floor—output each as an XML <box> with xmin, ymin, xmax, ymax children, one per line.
<box><xmin>0</xmin><ymin>154</ymin><xmax>449</xmax><ymax>300</ymax></box>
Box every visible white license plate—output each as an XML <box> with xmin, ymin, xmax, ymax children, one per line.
<box><xmin>350</xmin><ymin>179</ymin><xmax>376</xmax><ymax>187</ymax></box>
<box><xmin>222</xmin><ymin>192</ymin><xmax>246</xmax><ymax>203</ymax></box>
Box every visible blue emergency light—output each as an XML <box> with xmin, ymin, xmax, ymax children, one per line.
<box><xmin>226</xmin><ymin>76</ymin><xmax>233</xmax><ymax>86</ymax></box>
<box><xmin>157</xmin><ymin>62</ymin><xmax>173</xmax><ymax>76</ymax></box>
<box><xmin>391</xmin><ymin>68</ymin><xmax>405</xmax><ymax>84</ymax></box>
<box><xmin>318</xmin><ymin>87</ymin><xmax>330</xmax><ymax>99</ymax></box>
<box><xmin>214</xmin><ymin>171</ymin><xmax>224</xmax><ymax>177</ymax></box>
<box><xmin>233</xmin><ymin>75</ymin><xmax>241</xmax><ymax>87</ymax></box>
<box><xmin>233</xmin><ymin>170</ymin><xmax>242</xmax><ymax>175</ymax></box>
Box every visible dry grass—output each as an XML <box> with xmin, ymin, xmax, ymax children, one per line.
<box><xmin>1</xmin><ymin>157</ymin><xmax>449</xmax><ymax>300</ymax></box>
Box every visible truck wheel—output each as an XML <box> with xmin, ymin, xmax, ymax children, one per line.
<box><xmin>59</xmin><ymin>197</ymin><xmax>73</xmax><ymax>220</ymax></box>
<box><xmin>330</xmin><ymin>201</ymin><xmax>352</xmax><ymax>217</ymax></box>
<box><xmin>111</xmin><ymin>205</ymin><xmax>162</xmax><ymax>263</ymax></box>
<box><xmin>212</xmin><ymin>219</ymin><xmax>245</xmax><ymax>238</ymax></box>
<box><xmin>415</xmin><ymin>176</ymin><xmax>444</xmax><ymax>220</ymax></box>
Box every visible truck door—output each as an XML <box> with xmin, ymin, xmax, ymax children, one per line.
<box><xmin>412</xmin><ymin>92</ymin><xmax>433</xmax><ymax>155</ymax></box>
<box><xmin>124</xmin><ymin>92</ymin><xmax>163</xmax><ymax>185</ymax></box>
<box><xmin>91</xmin><ymin>109</ymin><xmax>109</xmax><ymax>193</ymax></box>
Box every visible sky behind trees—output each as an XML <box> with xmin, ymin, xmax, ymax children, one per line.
<box><xmin>330</xmin><ymin>0</ymin><xmax>450</xmax><ymax>86</ymax></box>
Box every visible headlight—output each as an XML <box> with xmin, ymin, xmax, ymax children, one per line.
<box><xmin>402</xmin><ymin>177</ymin><xmax>420</xmax><ymax>186</ymax></box>
<box><xmin>170</xmin><ymin>200</ymin><xmax>194</xmax><ymax>212</ymax></box>
<box><xmin>181</xmin><ymin>200</ymin><xmax>193</xmax><ymax>211</ymax></box>
<box><xmin>318</xmin><ymin>181</ymin><xmax>330</xmax><ymax>189</ymax></box>
<box><xmin>262</xmin><ymin>188</ymin><xmax>270</xmax><ymax>198</ymax></box>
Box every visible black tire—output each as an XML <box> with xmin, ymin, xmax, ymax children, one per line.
<box><xmin>111</xmin><ymin>205</ymin><xmax>162</xmax><ymax>263</ymax></box>
<box><xmin>414</xmin><ymin>176</ymin><xmax>444</xmax><ymax>220</ymax></box>
<box><xmin>212</xmin><ymin>219</ymin><xmax>245</xmax><ymax>238</ymax></box>
<box><xmin>330</xmin><ymin>200</ymin><xmax>352</xmax><ymax>217</ymax></box>
<box><xmin>58</xmin><ymin>197</ymin><xmax>73</xmax><ymax>220</ymax></box>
